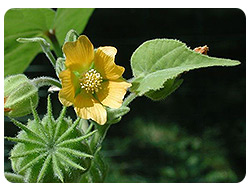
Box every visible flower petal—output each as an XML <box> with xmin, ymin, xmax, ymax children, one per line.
<box><xmin>63</xmin><ymin>35</ymin><xmax>94</xmax><ymax>72</ymax></box>
<box><xmin>97</xmin><ymin>79</ymin><xmax>132</xmax><ymax>109</ymax></box>
<box><xmin>94</xmin><ymin>47</ymin><xmax>125</xmax><ymax>80</ymax></box>
<box><xmin>58</xmin><ymin>69</ymin><xmax>75</xmax><ymax>106</ymax></box>
<box><xmin>74</xmin><ymin>92</ymin><xmax>107</xmax><ymax>125</ymax></box>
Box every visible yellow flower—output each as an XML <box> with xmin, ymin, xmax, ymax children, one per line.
<box><xmin>58</xmin><ymin>35</ymin><xmax>132</xmax><ymax>125</ymax></box>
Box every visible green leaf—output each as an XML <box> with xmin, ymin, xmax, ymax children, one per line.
<box><xmin>130</xmin><ymin>39</ymin><xmax>240</xmax><ymax>96</ymax></box>
<box><xmin>64</xmin><ymin>29</ymin><xmax>79</xmax><ymax>43</ymax></box>
<box><xmin>55</xmin><ymin>117</ymin><xmax>80</xmax><ymax>144</ymax></box>
<box><xmin>54</xmin><ymin>8</ymin><xmax>94</xmax><ymax>45</ymax></box>
<box><xmin>5</xmin><ymin>8</ymin><xmax>94</xmax><ymax>77</ymax></box>
<box><xmin>57</xmin><ymin>147</ymin><xmax>93</xmax><ymax>158</ymax></box>
<box><xmin>55</xmin><ymin>152</ymin><xmax>86</xmax><ymax>171</ymax></box>
<box><xmin>10</xmin><ymin>148</ymin><xmax>47</xmax><ymax>158</ymax></box>
<box><xmin>52</xmin><ymin>154</ymin><xmax>64</xmax><ymax>182</ymax></box>
<box><xmin>4</xmin><ymin>8</ymin><xmax>55</xmax><ymax>77</ymax></box>
<box><xmin>107</xmin><ymin>106</ymin><xmax>130</xmax><ymax>124</ymax></box>
<box><xmin>4</xmin><ymin>172</ymin><xmax>25</xmax><ymax>183</ymax></box>
<box><xmin>145</xmin><ymin>78</ymin><xmax>183</xmax><ymax>101</ymax></box>
<box><xmin>18</xmin><ymin>152</ymin><xmax>48</xmax><ymax>173</ymax></box>
<box><xmin>37</xmin><ymin>154</ymin><xmax>52</xmax><ymax>182</ymax></box>
<box><xmin>80</xmin><ymin>150</ymin><xmax>108</xmax><ymax>183</ymax></box>
<box><xmin>57</xmin><ymin>130</ymin><xmax>97</xmax><ymax>147</ymax></box>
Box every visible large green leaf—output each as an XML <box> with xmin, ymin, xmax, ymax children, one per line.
<box><xmin>4</xmin><ymin>8</ymin><xmax>55</xmax><ymax>77</ymax></box>
<box><xmin>4</xmin><ymin>8</ymin><xmax>94</xmax><ymax>77</ymax></box>
<box><xmin>54</xmin><ymin>8</ymin><xmax>94</xmax><ymax>45</ymax></box>
<box><xmin>130</xmin><ymin>39</ymin><xmax>240</xmax><ymax>96</ymax></box>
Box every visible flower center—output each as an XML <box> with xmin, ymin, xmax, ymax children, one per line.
<box><xmin>79</xmin><ymin>69</ymin><xmax>103</xmax><ymax>94</ymax></box>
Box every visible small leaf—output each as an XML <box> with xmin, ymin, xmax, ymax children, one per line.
<box><xmin>10</xmin><ymin>118</ymin><xmax>46</xmax><ymax>143</ymax></box>
<box><xmin>55</xmin><ymin>117</ymin><xmax>80</xmax><ymax>144</ymax></box>
<box><xmin>57</xmin><ymin>130</ymin><xmax>97</xmax><ymax>147</ymax></box>
<box><xmin>57</xmin><ymin>147</ymin><xmax>93</xmax><ymax>158</ymax></box>
<box><xmin>37</xmin><ymin>154</ymin><xmax>52</xmax><ymax>182</ymax></box>
<box><xmin>5</xmin><ymin>137</ymin><xmax>46</xmax><ymax>147</ymax></box>
<box><xmin>130</xmin><ymin>39</ymin><xmax>241</xmax><ymax>96</ymax></box>
<box><xmin>4</xmin><ymin>172</ymin><xmax>25</xmax><ymax>183</ymax></box>
<box><xmin>18</xmin><ymin>152</ymin><xmax>48</xmax><ymax>173</ymax></box>
<box><xmin>106</xmin><ymin>106</ymin><xmax>130</xmax><ymax>124</ymax></box>
<box><xmin>54</xmin><ymin>106</ymin><xmax>67</xmax><ymax>141</ymax></box>
<box><xmin>30</xmin><ymin>100</ymin><xmax>48</xmax><ymax>139</ymax></box>
<box><xmin>52</xmin><ymin>154</ymin><xmax>64</xmax><ymax>182</ymax></box>
<box><xmin>55</xmin><ymin>152</ymin><xmax>86</xmax><ymax>171</ymax></box>
<box><xmin>10</xmin><ymin>148</ymin><xmax>47</xmax><ymax>158</ymax></box>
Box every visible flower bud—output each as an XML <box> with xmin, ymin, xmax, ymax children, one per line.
<box><xmin>4</xmin><ymin>74</ymin><xmax>39</xmax><ymax>117</ymax></box>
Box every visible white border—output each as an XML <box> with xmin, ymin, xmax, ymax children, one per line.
<box><xmin>1</xmin><ymin>0</ymin><xmax>248</xmax><ymax>187</ymax></box>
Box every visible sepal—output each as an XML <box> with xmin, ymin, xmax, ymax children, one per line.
<box><xmin>4</xmin><ymin>74</ymin><xmax>39</xmax><ymax>117</ymax></box>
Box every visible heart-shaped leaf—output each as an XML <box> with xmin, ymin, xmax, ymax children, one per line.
<box><xmin>130</xmin><ymin>39</ymin><xmax>240</xmax><ymax>96</ymax></box>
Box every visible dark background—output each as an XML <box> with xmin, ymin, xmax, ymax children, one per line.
<box><xmin>5</xmin><ymin>8</ymin><xmax>246</xmax><ymax>182</ymax></box>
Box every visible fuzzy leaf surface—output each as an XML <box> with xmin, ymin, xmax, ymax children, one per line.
<box><xmin>4</xmin><ymin>172</ymin><xmax>25</xmax><ymax>183</ymax></box>
<box><xmin>130</xmin><ymin>39</ymin><xmax>240</xmax><ymax>96</ymax></box>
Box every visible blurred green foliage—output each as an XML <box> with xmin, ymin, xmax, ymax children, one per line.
<box><xmin>103</xmin><ymin>117</ymin><xmax>242</xmax><ymax>183</ymax></box>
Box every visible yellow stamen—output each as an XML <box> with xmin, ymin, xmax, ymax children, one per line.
<box><xmin>79</xmin><ymin>69</ymin><xmax>103</xmax><ymax>94</ymax></box>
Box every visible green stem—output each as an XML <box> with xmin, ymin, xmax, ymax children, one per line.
<box><xmin>17</xmin><ymin>37</ymin><xmax>57</xmax><ymax>67</ymax></box>
<box><xmin>86</xmin><ymin>122</ymin><xmax>94</xmax><ymax>134</ymax></box>
<box><xmin>122</xmin><ymin>92</ymin><xmax>137</xmax><ymax>106</ymax></box>
<box><xmin>89</xmin><ymin>93</ymin><xmax>137</xmax><ymax>152</ymax></box>
<box><xmin>31</xmin><ymin>77</ymin><xmax>62</xmax><ymax>89</ymax></box>
<box><xmin>44</xmin><ymin>48</ymin><xmax>57</xmax><ymax>67</ymax></box>
<box><xmin>90</xmin><ymin>123</ymin><xmax>111</xmax><ymax>153</ymax></box>
<box><xmin>46</xmin><ymin>29</ymin><xmax>63</xmax><ymax>58</ymax></box>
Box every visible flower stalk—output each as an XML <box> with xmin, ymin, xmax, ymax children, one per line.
<box><xmin>17</xmin><ymin>37</ymin><xmax>57</xmax><ymax>67</ymax></box>
<box><xmin>122</xmin><ymin>92</ymin><xmax>137</xmax><ymax>106</ymax></box>
<box><xmin>31</xmin><ymin>77</ymin><xmax>62</xmax><ymax>88</ymax></box>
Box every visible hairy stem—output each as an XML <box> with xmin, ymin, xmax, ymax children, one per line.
<box><xmin>122</xmin><ymin>92</ymin><xmax>137</xmax><ymax>107</ymax></box>
<box><xmin>31</xmin><ymin>77</ymin><xmax>62</xmax><ymax>88</ymax></box>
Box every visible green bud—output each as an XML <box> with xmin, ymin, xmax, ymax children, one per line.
<box><xmin>55</xmin><ymin>57</ymin><xmax>66</xmax><ymax>78</ymax></box>
<box><xmin>4</xmin><ymin>74</ymin><xmax>39</xmax><ymax>117</ymax></box>
<box><xmin>64</xmin><ymin>29</ymin><xmax>79</xmax><ymax>43</ymax></box>
<box><xmin>6</xmin><ymin>96</ymin><xmax>94</xmax><ymax>183</ymax></box>
<box><xmin>106</xmin><ymin>106</ymin><xmax>130</xmax><ymax>125</ymax></box>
